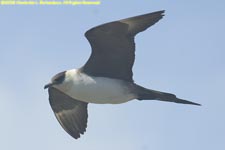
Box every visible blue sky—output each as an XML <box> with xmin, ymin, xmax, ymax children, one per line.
<box><xmin>1</xmin><ymin>0</ymin><xmax>225</xmax><ymax>149</ymax></box>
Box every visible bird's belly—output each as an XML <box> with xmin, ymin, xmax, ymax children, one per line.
<box><xmin>65</xmin><ymin>77</ymin><xmax>136</xmax><ymax>104</ymax></box>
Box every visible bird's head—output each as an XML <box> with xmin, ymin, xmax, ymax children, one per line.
<box><xmin>44</xmin><ymin>71</ymin><xmax>66</xmax><ymax>89</ymax></box>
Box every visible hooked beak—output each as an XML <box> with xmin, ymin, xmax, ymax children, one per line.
<box><xmin>44</xmin><ymin>82</ymin><xmax>55</xmax><ymax>89</ymax></box>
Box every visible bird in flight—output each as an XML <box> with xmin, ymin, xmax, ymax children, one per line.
<box><xmin>44</xmin><ymin>10</ymin><xmax>200</xmax><ymax>139</ymax></box>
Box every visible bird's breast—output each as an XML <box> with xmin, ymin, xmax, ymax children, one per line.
<box><xmin>64</xmin><ymin>74</ymin><xmax>136</xmax><ymax>104</ymax></box>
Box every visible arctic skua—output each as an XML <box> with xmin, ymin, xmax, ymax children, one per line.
<box><xmin>44</xmin><ymin>10</ymin><xmax>200</xmax><ymax>139</ymax></box>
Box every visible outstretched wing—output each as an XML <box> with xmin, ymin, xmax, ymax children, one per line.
<box><xmin>81</xmin><ymin>10</ymin><xmax>165</xmax><ymax>82</ymax></box>
<box><xmin>48</xmin><ymin>87</ymin><xmax>88</xmax><ymax>139</ymax></box>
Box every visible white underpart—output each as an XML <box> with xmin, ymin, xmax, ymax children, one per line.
<box><xmin>55</xmin><ymin>69</ymin><xmax>137</xmax><ymax>104</ymax></box>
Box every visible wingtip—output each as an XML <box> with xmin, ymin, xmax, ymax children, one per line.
<box><xmin>148</xmin><ymin>10</ymin><xmax>165</xmax><ymax>16</ymax></box>
<box><xmin>152</xmin><ymin>10</ymin><xmax>165</xmax><ymax>20</ymax></box>
<box><xmin>160</xmin><ymin>10</ymin><xmax>165</xmax><ymax>18</ymax></box>
<box><xmin>160</xmin><ymin>10</ymin><xmax>165</xmax><ymax>13</ymax></box>
<box><xmin>162</xmin><ymin>10</ymin><xmax>165</xmax><ymax>16</ymax></box>
<box><xmin>156</xmin><ymin>10</ymin><xmax>165</xmax><ymax>15</ymax></box>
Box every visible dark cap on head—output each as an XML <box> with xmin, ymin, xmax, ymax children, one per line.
<box><xmin>44</xmin><ymin>71</ymin><xmax>66</xmax><ymax>89</ymax></box>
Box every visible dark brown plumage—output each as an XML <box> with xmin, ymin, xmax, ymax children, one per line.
<box><xmin>49</xmin><ymin>87</ymin><xmax>88</xmax><ymax>139</ymax></box>
<box><xmin>81</xmin><ymin>10</ymin><xmax>165</xmax><ymax>82</ymax></box>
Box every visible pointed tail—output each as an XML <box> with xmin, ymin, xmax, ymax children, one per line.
<box><xmin>134</xmin><ymin>85</ymin><xmax>201</xmax><ymax>106</ymax></box>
